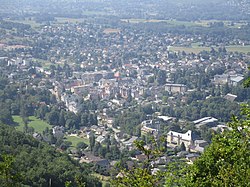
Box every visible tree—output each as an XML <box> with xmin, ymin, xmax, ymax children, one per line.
<box><xmin>156</xmin><ymin>70</ymin><xmax>166</xmax><ymax>85</ymax></box>
<box><xmin>80</xmin><ymin>113</ymin><xmax>88</xmax><ymax>127</ymax></box>
<box><xmin>46</xmin><ymin>110</ymin><xmax>59</xmax><ymax>126</ymax></box>
<box><xmin>88</xmin><ymin>113</ymin><xmax>97</xmax><ymax>126</ymax></box>
<box><xmin>36</xmin><ymin>105</ymin><xmax>49</xmax><ymax>120</ymax></box>
<box><xmin>0</xmin><ymin>155</ymin><xmax>23</xmax><ymax>186</ymax></box>
<box><xmin>111</xmin><ymin>139</ymin><xmax>165</xmax><ymax>186</ymax></box>
<box><xmin>179</xmin><ymin>142</ymin><xmax>186</xmax><ymax>151</ymax></box>
<box><xmin>0</xmin><ymin>124</ymin><xmax>101</xmax><ymax>186</ymax></box>
<box><xmin>0</xmin><ymin>107</ymin><xmax>13</xmax><ymax>125</ymax></box>
<box><xmin>148</xmin><ymin>76</ymin><xmax>155</xmax><ymax>84</ymax></box>
<box><xmin>58</xmin><ymin>111</ymin><xmax>66</xmax><ymax>127</ymax></box>
<box><xmin>76</xmin><ymin>142</ymin><xmax>88</xmax><ymax>150</ymax></box>
<box><xmin>89</xmin><ymin>134</ymin><xmax>95</xmax><ymax>152</ymax></box>
<box><xmin>243</xmin><ymin>67</ymin><xmax>250</xmax><ymax>88</ymax></box>
<box><xmin>221</xmin><ymin>83</ymin><xmax>230</xmax><ymax>95</ymax></box>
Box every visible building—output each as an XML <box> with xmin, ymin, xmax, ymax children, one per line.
<box><xmin>224</xmin><ymin>93</ymin><xmax>237</xmax><ymax>102</ymax></box>
<box><xmin>190</xmin><ymin>140</ymin><xmax>209</xmax><ymax>153</ymax></box>
<box><xmin>80</xmin><ymin>152</ymin><xmax>110</xmax><ymax>168</ymax></box>
<box><xmin>213</xmin><ymin>74</ymin><xmax>244</xmax><ymax>86</ymax></box>
<box><xmin>165</xmin><ymin>84</ymin><xmax>187</xmax><ymax>94</ymax></box>
<box><xmin>141</xmin><ymin>120</ymin><xmax>160</xmax><ymax>134</ymax></box>
<box><xmin>167</xmin><ymin>130</ymin><xmax>198</xmax><ymax>149</ymax></box>
<box><xmin>52</xmin><ymin>126</ymin><xmax>65</xmax><ymax>138</ymax></box>
<box><xmin>193</xmin><ymin>117</ymin><xmax>218</xmax><ymax>129</ymax></box>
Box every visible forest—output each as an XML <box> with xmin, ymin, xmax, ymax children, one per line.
<box><xmin>0</xmin><ymin>123</ymin><xmax>101</xmax><ymax>186</ymax></box>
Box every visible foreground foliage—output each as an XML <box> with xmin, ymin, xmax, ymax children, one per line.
<box><xmin>185</xmin><ymin>104</ymin><xmax>250</xmax><ymax>187</ymax></box>
<box><xmin>111</xmin><ymin>105</ymin><xmax>250</xmax><ymax>187</ymax></box>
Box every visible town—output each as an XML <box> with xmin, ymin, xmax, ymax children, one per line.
<box><xmin>0</xmin><ymin>0</ymin><xmax>250</xmax><ymax>186</ymax></box>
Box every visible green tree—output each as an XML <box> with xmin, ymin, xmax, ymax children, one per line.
<box><xmin>243</xmin><ymin>67</ymin><xmax>250</xmax><ymax>88</ymax></box>
<box><xmin>46</xmin><ymin>110</ymin><xmax>59</xmax><ymax>126</ymax></box>
<box><xmin>179</xmin><ymin>142</ymin><xmax>186</xmax><ymax>151</ymax></box>
<box><xmin>0</xmin><ymin>107</ymin><xmax>13</xmax><ymax>125</ymax></box>
<box><xmin>0</xmin><ymin>155</ymin><xmax>23</xmax><ymax>186</ymax></box>
<box><xmin>111</xmin><ymin>138</ymin><xmax>165</xmax><ymax>186</ymax></box>
<box><xmin>156</xmin><ymin>70</ymin><xmax>166</xmax><ymax>85</ymax></box>
<box><xmin>76</xmin><ymin>142</ymin><xmax>88</xmax><ymax>150</ymax></box>
<box><xmin>59</xmin><ymin>110</ymin><xmax>66</xmax><ymax>127</ymax></box>
<box><xmin>89</xmin><ymin>134</ymin><xmax>95</xmax><ymax>152</ymax></box>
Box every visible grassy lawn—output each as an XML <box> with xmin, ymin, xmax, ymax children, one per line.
<box><xmin>13</xmin><ymin>115</ymin><xmax>51</xmax><ymax>133</ymax></box>
<box><xmin>65</xmin><ymin>135</ymin><xmax>89</xmax><ymax>148</ymax></box>
<box><xmin>32</xmin><ymin>58</ymin><xmax>52</xmax><ymax>69</ymax></box>
<box><xmin>169</xmin><ymin>45</ymin><xmax>250</xmax><ymax>54</ymax></box>
<box><xmin>169</xmin><ymin>46</ymin><xmax>209</xmax><ymax>54</ymax></box>
<box><xmin>226</xmin><ymin>45</ymin><xmax>250</xmax><ymax>53</ymax></box>
<box><xmin>92</xmin><ymin>173</ymin><xmax>110</xmax><ymax>187</ymax></box>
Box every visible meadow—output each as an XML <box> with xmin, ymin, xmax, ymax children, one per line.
<box><xmin>13</xmin><ymin>115</ymin><xmax>51</xmax><ymax>133</ymax></box>
<box><xmin>65</xmin><ymin>135</ymin><xmax>89</xmax><ymax>148</ymax></box>
<box><xmin>169</xmin><ymin>44</ymin><xmax>250</xmax><ymax>54</ymax></box>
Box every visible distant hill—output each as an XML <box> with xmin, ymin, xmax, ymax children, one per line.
<box><xmin>0</xmin><ymin>0</ymin><xmax>250</xmax><ymax>21</ymax></box>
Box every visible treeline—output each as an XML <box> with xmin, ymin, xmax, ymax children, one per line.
<box><xmin>114</xmin><ymin>109</ymin><xmax>146</xmax><ymax>136</ymax></box>
<box><xmin>0</xmin><ymin>20</ymin><xmax>31</xmax><ymax>30</ymax></box>
<box><xmin>131</xmin><ymin>22</ymin><xmax>250</xmax><ymax>41</ymax></box>
<box><xmin>0</xmin><ymin>123</ymin><xmax>101</xmax><ymax>186</ymax></box>
<box><xmin>161</xmin><ymin>96</ymin><xmax>241</xmax><ymax>122</ymax></box>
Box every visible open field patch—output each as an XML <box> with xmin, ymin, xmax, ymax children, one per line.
<box><xmin>121</xmin><ymin>19</ymin><xmax>247</xmax><ymax>28</ymax></box>
<box><xmin>13</xmin><ymin>115</ymin><xmax>51</xmax><ymax>133</ymax></box>
<box><xmin>65</xmin><ymin>135</ymin><xmax>89</xmax><ymax>148</ymax></box>
<box><xmin>169</xmin><ymin>45</ymin><xmax>250</xmax><ymax>54</ymax></box>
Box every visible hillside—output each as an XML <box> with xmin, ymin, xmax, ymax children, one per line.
<box><xmin>0</xmin><ymin>124</ymin><xmax>101</xmax><ymax>187</ymax></box>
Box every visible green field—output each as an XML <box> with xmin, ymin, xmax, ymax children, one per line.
<box><xmin>55</xmin><ymin>17</ymin><xmax>86</xmax><ymax>24</ymax></box>
<box><xmin>92</xmin><ymin>173</ymin><xmax>110</xmax><ymax>187</ymax></box>
<box><xmin>3</xmin><ymin>18</ymin><xmax>42</xmax><ymax>29</ymax></box>
<box><xmin>65</xmin><ymin>135</ymin><xmax>89</xmax><ymax>147</ymax></box>
<box><xmin>169</xmin><ymin>44</ymin><xmax>250</xmax><ymax>54</ymax></box>
<box><xmin>13</xmin><ymin>115</ymin><xmax>51</xmax><ymax>133</ymax></box>
<box><xmin>121</xmin><ymin>19</ymin><xmax>246</xmax><ymax>29</ymax></box>
<box><xmin>32</xmin><ymin>58</ymin><xmax>52</xmax><ymax>69</ymax></box>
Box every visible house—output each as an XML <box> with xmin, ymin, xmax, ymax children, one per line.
<box><xmin>193</xmin><ymin>117</ymin><xmax>218</xmax><ymax>129</ymax></box>
<box><xmin>157</xmin><ymin>116</ymin><xmax>173</xmax><ymax>123</ymax></box>
<box><xmin>33</xmin><ymin>132</ymin><xmax>43</xmax><ymax>141</ymax></box>
<box><xmin>190</xmin><ymin>140</ymin><xmax>209</xmax><ymax>153</ymax></box>
<box><xmin>213</xmin><ymin>74</ymin><xmax>244</xmax><ymax>86</ymax></box>
<box><xmin>224</xmin><ymin>93</ymin><xmax>237</xmax><ymax>102</ymax></box>
<box><xmin>167</xmin><ymin>130</ymin><xmax>198</xmax><ymax>149</ymax></box>
<box><xmin>96</xmin><ymin>135</ymin><xmax>106</xmax><ymax>143</ymax></box>
<box><xmin>122</xmin><ymin>136</ymin><xmax>138</xmax><ymax>147</ymax></box>
<box><xmin>141</xmin><ymin>119</ymin><xmax>161</xmax><ymax>135</ymax></box>
<box><xmin>213</xmin><ymin>74</ymin><xmax>229</xmax><ymax>85</ymax></box>
<box><xmin>211</xmin><ymin>124</ymin><xmax>231</xmax><ymax>132</ymax></box>
<box><xmin>151</xmin><ymin>168</ymin><xmax>160</xmax><ymax>175</ymax></box>
<box><xmin>151</xmin><ymin>156</ymin><xmax>169</xmax><ymax>167</ymax></box>
<box><xmin>135</xmin><ymin>154</ymin><xmax>148</xmax><ymax>162</ymax></box>
<box><xmin>230</xmin><ymin>75</ymin><xmax>244</xmax><ymax>86</ymax></box>
<box><xmin>165</xmin><ymin>84</ymin><xmax>187</xmax><ymax>94</ymax></box>
<box><xmin>186</xmin><ymin>153</ymin><xmax>200</xmax><ymax>164</ymax></box>
<box><xmin>80</xmin><ymin>152</ymin><xmax>110</xmax><ymax>168</ymax></box>
<box><xmin>52</xmin><ymin>126</ymin><xmax>65</xmax><ymax>138</ymax></box>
